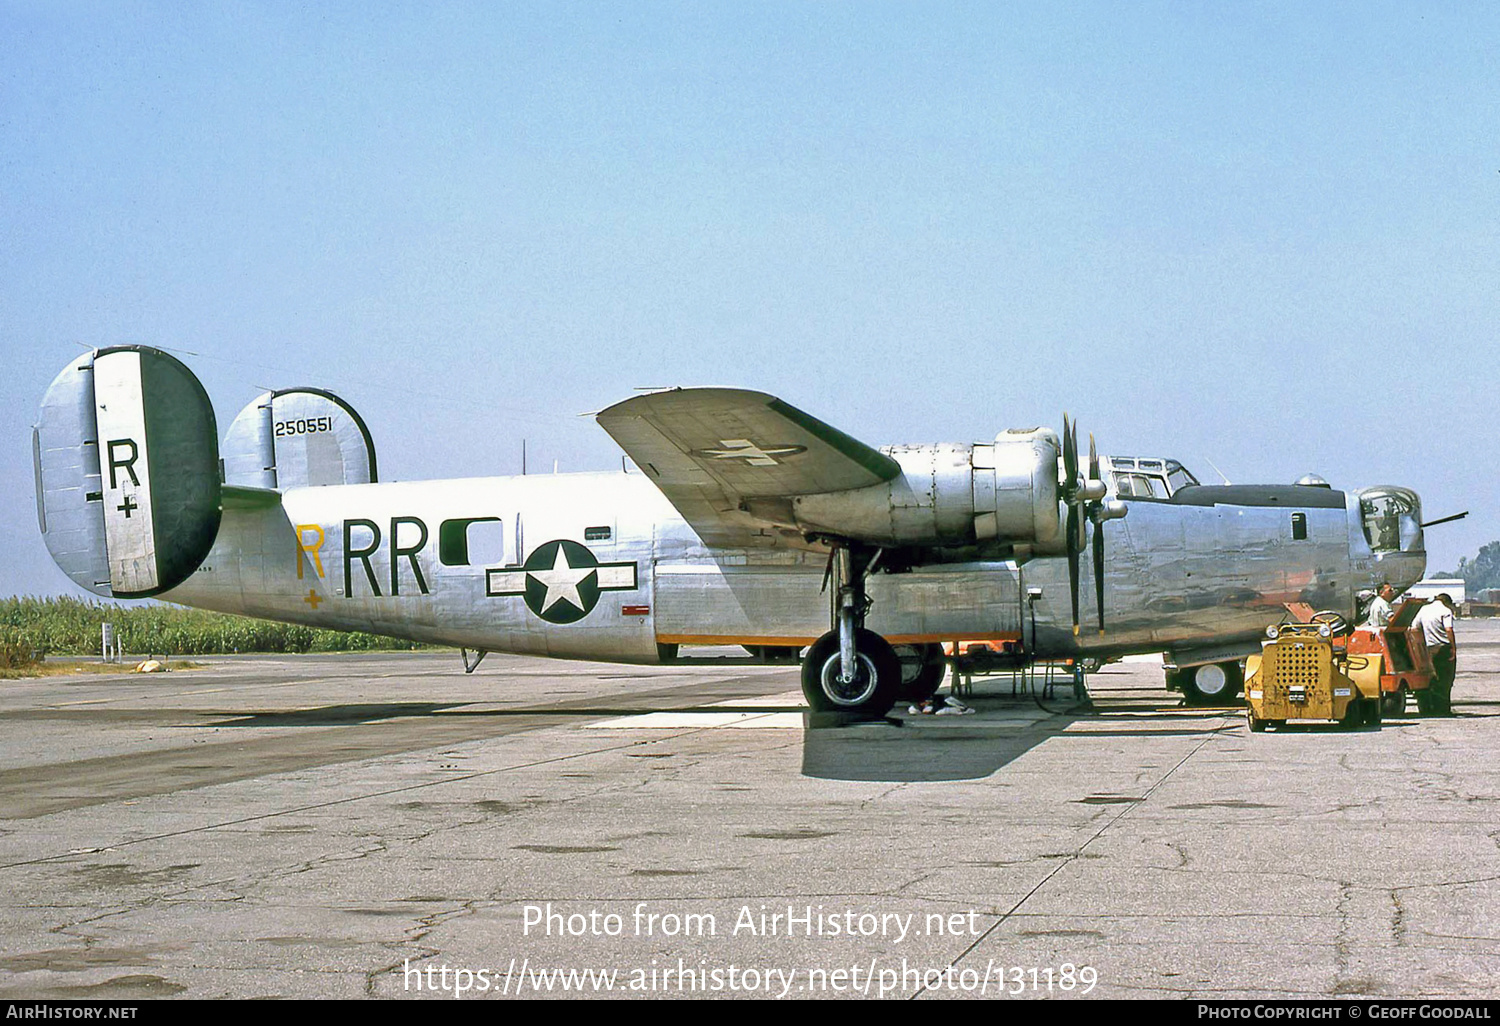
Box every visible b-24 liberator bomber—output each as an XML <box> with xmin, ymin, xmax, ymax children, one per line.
<box><xmin>34</xmin><ymin>346</ymin><xmax>1428</xmax><ymax>716</ymax></box>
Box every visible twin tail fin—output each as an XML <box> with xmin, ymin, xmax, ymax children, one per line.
<box><xmin>34</xmin><ymin>346</ymin><xmax>378</xmax><ymax>598</ymax></box>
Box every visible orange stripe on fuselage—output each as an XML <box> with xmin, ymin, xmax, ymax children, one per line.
<box><xmin>656</xmin><ymin>633</ymin><xmax>1024</xmax><ymax>647</ymax></box>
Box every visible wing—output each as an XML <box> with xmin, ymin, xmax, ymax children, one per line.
<box><xmin>596</xmin><ymin>388</ymin><xmax>900</xmax><ymax>548</ymax></box>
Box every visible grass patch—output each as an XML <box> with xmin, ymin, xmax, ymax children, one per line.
<box><xmin>1</xmin><ymin>596</ymin><xmax>434</xmax><ymax>657</ymax></box>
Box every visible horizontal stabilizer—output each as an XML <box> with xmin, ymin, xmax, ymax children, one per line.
<box><xmin>34</xmin><ymin>346</ymin><xmax>221</xmax><ymax>597</ymax></box>
<box><xmin>221</xmin><ymin>484</ymin><xmax>284</xmax><ymax>510</ymax></box>
<box><xmin>222</xmin><ymin>388</ymin><xmax>377</xmax><ymax>489</ymax></box>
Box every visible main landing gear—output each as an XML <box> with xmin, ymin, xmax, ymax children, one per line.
<box><xmin>801</xmin><ymin>545</ymin><xmax>908</xmax><ymax>717</ymax></box>
<box><xmin>1176</xmin><ymin>661</ymin><xmax>1244</xmax><ymax>706</ymax></box>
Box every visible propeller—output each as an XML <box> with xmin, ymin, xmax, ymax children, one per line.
<box><xmin>1090</xmin><ymin>433</ymin><xmax>1105</xmax><ymax>636</ymax></box>
<box><xmin>1060</xmin><ymin>416</ymin><xmax>1125</xmax><ymax>636</ymax></box>
<box><xmin>1062</xmin><ymin>416</ymin><xmax>1081</xmax><ymax>635</ymax></box>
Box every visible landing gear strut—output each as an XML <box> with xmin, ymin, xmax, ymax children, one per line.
<box><xmin>1072</xmin><ymin>659</ymin><xmax>1093</xmax><ymax>709</ymax></box>
<box><xmin>801</xmin><ymin>545</ymin><xmax>900</xmax><ymax>716</ymax></box>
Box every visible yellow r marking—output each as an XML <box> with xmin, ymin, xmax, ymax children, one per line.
<box><xmin>296</xmin><ymin>524</ymin><xmax>325</xmax><ymax>579</ymax></box>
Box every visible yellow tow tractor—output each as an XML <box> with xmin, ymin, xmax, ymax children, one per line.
<box><xmin>1243</xmin><ymin>613</ymin><xmax>1381</xmax><ymax>732</ymax></box>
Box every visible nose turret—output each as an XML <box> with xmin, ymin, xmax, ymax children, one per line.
<box><xmin>1356</xmin><ymin>486</ymin><xmax>1426</xmax><ymax>591</ymax></box>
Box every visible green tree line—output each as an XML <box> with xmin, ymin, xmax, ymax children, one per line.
<box><xmin>1439</xmin><ymin>540</ymin><xmax>1500</xmax><ymax>595</ymax></box>
<box><xmin>0</xmin><ymin>596</ymin><xmax>431</xmax><ymax>660</ymax></box>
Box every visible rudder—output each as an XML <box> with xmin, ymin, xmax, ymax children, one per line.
<box><xmin>34</xmin><ymin>346</ymin><xmax>221</xmax><ymax>597</ymax></box>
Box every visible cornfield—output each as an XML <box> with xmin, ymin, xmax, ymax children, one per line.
<box><xmin>0</xmin><ymin>596</ymin><xmax>431</xmax><ymax>657</ymax></box>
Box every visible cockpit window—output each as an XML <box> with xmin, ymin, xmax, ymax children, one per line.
<box><xmin>1166</xmin><ymin>461</ymin><xmax>1199</xmax><ymax>494</ymax></box>
<box><xmin>1110</xmin><ymin>457</ymin><xmax>1199</xmax><ymax>498</ymax></box>
<box><xmin>1118</xmin><ymin>474</ymin><xmax>1160</xmax><ymax>498</ymax></box>
<box><xmin>1359</xmin><ymin>487</ymin><xmax>1422</xmax><ymax>553</ymax></box>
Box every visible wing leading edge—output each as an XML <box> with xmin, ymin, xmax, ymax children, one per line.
<box><xmin>596</xmin><ymin>388</ymin><xmax>899</xmax><ymax>548</ymax></box>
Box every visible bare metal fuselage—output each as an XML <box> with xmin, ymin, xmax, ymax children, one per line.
<box><xmin>165</xmin><ymin>470</ymin><xmax>1424</xmax><ymax>665</ymax></box>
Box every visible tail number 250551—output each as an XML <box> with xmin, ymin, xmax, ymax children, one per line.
<box><xmin>275</xmin><ymin>417</ymin><xmax>333</xmax><ymax>436</ymax></box>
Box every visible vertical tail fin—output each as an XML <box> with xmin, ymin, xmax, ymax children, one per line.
<box><xmin>222</xmin><ymin>387</ymin><xmax>378</xmax><ymax>489</ymax></box>
<box><xmin>34</xmin><ymin>346</ymin><xmax>222</xmax><ymax>597</ymax></box>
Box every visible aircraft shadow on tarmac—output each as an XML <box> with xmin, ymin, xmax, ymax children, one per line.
<box><xmin>799</xmin><ymin>718</ymin><xmax>1067</xmax><ymax>782</ymax></box>
<box><xmin>799</xmin><ymin>706</ymin><xmax>1240</xmax><ymax>783</ymax></box>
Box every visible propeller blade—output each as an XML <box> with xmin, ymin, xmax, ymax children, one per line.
<box><xmin>1089</xmin><ymin>431</ymin><xmax>1104</xmax><ymax>634</ymax></box>
<box><xmin>1071</xmin><ymin>420</ymin><xmax>1080</xmax><ymax>487</ymax></box>
<box><xmin>1062</xmin><ymin>414</ymin><xmax>1077</xmax><ymax>494</ymax></box>
<box><xmin>1067</xmin><ymin>504</ymin><xmax>1081</xmax><ymax>636</ymax></box>
<box><xmin>1093</xmin><ymin>515</ymin><xmax>1106</xmax><ymax>635</ymax></box>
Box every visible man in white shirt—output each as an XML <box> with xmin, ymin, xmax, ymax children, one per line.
<box><xmin>1364</xmin><ymin>584</ymin><xmax>1396</xmax><ymax>631</ymax></box>
<box><xmin>1414</xmin><ymin>594</ymin><xmax>1457</xmax><ymax>715</ymax></box>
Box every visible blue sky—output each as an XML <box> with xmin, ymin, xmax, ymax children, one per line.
<box><xmin>2</xmin><ymin>1</ymin><xmax>1495</xmax><ymax>594</ymax></box>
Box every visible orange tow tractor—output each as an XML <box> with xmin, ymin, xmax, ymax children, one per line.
<box><xmin>1344</xmin><ymin>598</ymin><xmax>1437</xmax><ymax>716</ymax></box>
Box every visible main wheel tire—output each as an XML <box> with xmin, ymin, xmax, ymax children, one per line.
<box><xmin>1247</xmin><ymin>708</ymin><xmax>1267</xmax><ymax>732</ymax></box>
<box><xmin>893</xmin><ymin>643</ymin><xmax>946</xmax><ymax>702</ymax></box>
<box><xmin>801</xmin><ymin>629</ymin><xmax>901</xmax><ymax>716</ymax></box>
<box><xmin>1182</xmin><ymin>661</ymin><xmax>1243</xmax><ymax>706</ymax></box>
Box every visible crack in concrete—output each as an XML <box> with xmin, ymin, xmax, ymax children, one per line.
<box><xmin>1331</xmin><ymin>880</ymin><xmax>1355</xmax><ymax>991</ymax></box>
<box><xmin>859</xmin><ymin>783</ymin><xmax>908</xmax><ymax>810</ymax></box>
<box><xmin>362</xmin><ymin>898</ymin><xmax>486</xmax><ymax>997</ymax></box>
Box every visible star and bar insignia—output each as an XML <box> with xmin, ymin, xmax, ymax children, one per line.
<box><xmin>691</xmin><ymin>438</ymin><xmax>808</xmax><ymax>467</ymax></box>
<box><xmin>486</xmin><ymin>539</ymin><xmax>638</xmax><ymax>624</ymax></box>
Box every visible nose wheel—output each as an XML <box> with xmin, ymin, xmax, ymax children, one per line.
<box><xmin>1179</xmin><ymin>661</ymin><xmax>1244</xmax><ymax>706</ymax></box>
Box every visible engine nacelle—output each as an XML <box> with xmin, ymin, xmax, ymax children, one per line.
<box><xmin>788</xmin><ymin>428</ymin><xmax>1062</xmax><ymax>551</ymax></box>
